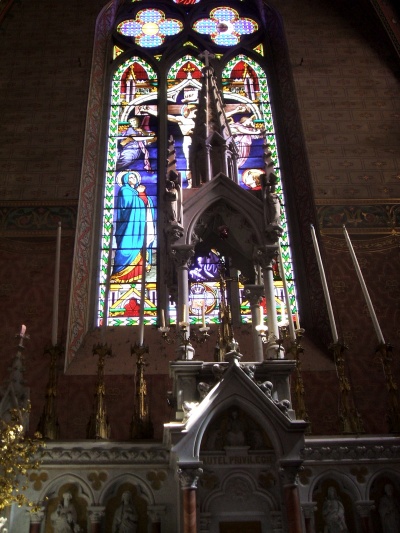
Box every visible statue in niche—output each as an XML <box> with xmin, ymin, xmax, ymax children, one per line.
<box><xmin>50</xmin><ymin>491</ymin><xmax>81</xmax><ymax>533</ymax></box>
<box><xmin>112</xmin><ymin>491</ymin><xmax>138</xmax><ymax>533</ymax></box>
<box><xmin>165</xmin><ymin>171</ymin><xmax>182</xmax><ymax>225</ymax></box>
<box><xmin>225</xmin><ymin>408</ymin><xmax>246</xmax><ymax>446</ymax></box>
<box><xmin>379</xmin><ymin>484</ymin><xmax>400</xmax><ymax>533</ymax></box>
<box><xmin>262</xmin><ymin>172</ymin><xmax>281</xmax><ymax>227</ymax></box>
<box><xmin>322</xmin><ymin>486</ymin><xmax>348</xmax><ymax>533</ymax></box>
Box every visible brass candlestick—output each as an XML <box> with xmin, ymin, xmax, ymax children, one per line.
<box><xmin>130</xmin><ymin>343</ymin><xmax>153</xmax><ymax>440</ymax></box>
<box><xmin>376</xmin><ymin>343</ymin><xmax>400</xmax><ymax>433</ymax></box>
<box><xmin>37</xmin><ymin>344</ymin><xmax>63</xmax><ymax>440</ymax></box>
<box><xmin>87</xmin><ymin>343</ymin><xmax>112</xmax><ymax>440</ymax></box>
<box><xmin>331</xmin><ymin>342</ymin><xmax>364</xmax><ymax>434</ymax></box>
<box><xmin>288</xmin><ymin>329</ymin><xmax>311</xmax><ymax>433</ymax></box>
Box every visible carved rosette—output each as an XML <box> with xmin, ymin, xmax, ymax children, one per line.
<box><xmin>178</xmin><ymin>467</ymin><xmax>203</xmax><ymax>490</ymax></box>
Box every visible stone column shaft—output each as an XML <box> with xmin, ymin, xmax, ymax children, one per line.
<box><xmin>280</xmin><ymin>460</ymin><xmax>303</xmax><ymax>533</ymax></box>
<box><xmin>244</xmin><ymin>284</ymin><xmax>264</xmax><ymax>362</ymax></box>
<box><xmin>178</xmin><ymin>465</ymin><xmax>203</xmax><ymax>533</ymax></box>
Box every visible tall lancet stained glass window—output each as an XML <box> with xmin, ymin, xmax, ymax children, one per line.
<box><xmin>165</xmin><ymin>53</ymin><xmax>299</xmax><ymax>326</ymax></box>
<box><xmin>98</xmin><ymin>7</ymin><xmax>299</xmax><ymax>329</ymax></box>
<box><xmin>98</xmin><ymin>57</ymin><xmax>158</xmax><ymax>327</ymax></box>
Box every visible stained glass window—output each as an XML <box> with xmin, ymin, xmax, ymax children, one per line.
<box><xmin>98</xmin><ymin>5</ymin><xmax>299</xmax><ymax>330</ymax></box>
<box><xmin>117</xmin><ymin>10</ymin><xmax>183</xmax><ymax>47</ymax></box>
<box><xmin>163</xmin><ymin>54</ymin><xmax>299</xmax><ymax>327</ymax></box>
<box><xmin>98</xmin><ymin>57</ymin><xmax>158</xmax><ymax>327</ymax></box>
<box><xmin>193</xmin><ymin>7</ymin><xmax>257</xmax><ymax>46</ymax></box>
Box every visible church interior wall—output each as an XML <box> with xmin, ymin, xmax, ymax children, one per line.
<box><xmin>0</xmin><ymin>0</ymin><xmax>399</xmax><ymax>531</ymax></box>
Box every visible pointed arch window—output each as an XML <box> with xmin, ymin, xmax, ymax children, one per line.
<box><xmin>58</xmin><ymin>0</ymin><xmax>312</xmax><ymax>365</ymax></box>
<box><xmin>98</xmin><ymin>47</ymin><xmax>298</xmax><ymax>329</ymax></box>
<box><xmin>98</xmin><ymin>56</ymin><xmax>158</xmax><ymax>327</ymax></box>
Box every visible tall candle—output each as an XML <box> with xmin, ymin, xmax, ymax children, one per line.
<box><xmin>52</xmin><ymin>222</ymin><xmax>61</xmax><ymax>346</ymax></box>
<box><xmin>102</xmin><ymin>226</ymin><xmax>113</xmax><ymax>337</ymax></box>
<box><xmin>343</xmin><ymin>225</ymin><xmax>385</xmax><ymax>344</ymax></box>
<box><xmin>278</xmin><ymin>242</ymin><xmax>296</xmax><ymax>341</ymax></box>
<box><xmin>138</xmin><ymin>223</ymin><xmax>148</xmax><ymax>346</ymax></box>
<box><xmin>20</xmin><ymin>324</ymin><xmax>26</xmax><ymax>337</ymax></box>
<box><xmin>161</xmin><ymin>309</ymin><xmax>166</xmax><ymax>328</ymax></box>
<box><xmin>201</xmin><ymin>303</ymin><xmax>206</xmax><ymax>328</ymax></box>
<box><xmin>181</xmin><ymin>304</ymin><xmax>187</xmax><ymax>325</ymax></box>
<box><xmin>310</xmin><ymin>225</ymin><xmax>339</xmax><ymax>344</ymax></box>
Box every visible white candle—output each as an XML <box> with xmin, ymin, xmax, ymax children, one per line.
<box><xmin>201</xmin><ymin>303</ymin><xmax>206</xmax><ymax>328</ymax></box>
<box><xmin>278</xmin><ymin>242</ymin><xmax>296</xmax><ymax>341</ymax></box>
<box><xmin>343</xmin><ymin>225</ymin><xmax>385</xmax><ymax>344</ymax></box>
<box><xmin>102</xmin><ymin>226</ymin><xmax>113</xmax><ymax>337</ymax></box>
<box><xmin>138</xmin><ymin>223</ymin><xmax>148</xmax><ymax>346</ymax></box>
<box><xmin>310</xmin><ymin>225</ymin><xmax>339</xmax><ymax>344</ymax></box>
<box><xmin>259</xmin><ymin>304</ymin><xmax>264</xmax><ymax>327</ymax></box>
<box><xmin>52</xmin><ymin>222</ymin><xmax>61</xmax><ymax>346</ymax></box>
<box><xmin>20</xmin><ymin>324</ymin><xmax>26</xmax><ymax>337</ymax></box>
<box><xmin>161</xmin><ymin>309</ymin><xmax>166</xmax><ymax>328</ymax></box>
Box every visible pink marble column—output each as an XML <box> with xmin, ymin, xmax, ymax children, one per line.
<box><xmin>280</xmin><ymin>460</ymin><xmax>303</xmax><ymax>533</ymax></box>
<box><xmin>148</xmin><ymin>505</ymin><xmax>165</xmax><ymax>533</ymax></box>
<box><xmin>178</xmin><ymin>466</ymin><xmax>203</xmax><ymax>533</ymax></box>
<box><xmin>88</xmin><ymin>505</ymin><xmax>105</xmax><ymax>533</ymax></box>
<box><xmin>355</xmin><ymin>501</ymin><xmax>375</xmax><ymax>533</ymax></box>
<box><xmin>301</xmin><ymin>502</ymin><xmax>317</xmax><ymax>533</ymax></box>
<box><xmin>29</xmin><ymin>508</ymin><xmax>45</xmax><ymax>533</ymax></box>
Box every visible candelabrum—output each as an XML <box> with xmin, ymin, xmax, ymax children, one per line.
<box><xmin>287</xmin><ymin>328</ymin><xmax>311</xmax><ymax>433</ymax></box>
<box><xmin>255</xmin><ymin>322</ymin><xmax>286</xmax><ymax>359</ymax></box>
<box><xmin>376</xmin><ymin>342</ymin><xmax>400</xmax><ymax>433</ymax></box>
<box><xmin>130</xmin><ymin>343</ymin><xmax>153</xmax><ymax>439</ymax></box>
<box><xmin>37</xmin><ymin>344</ymin><xmax>63</xmax><ymax>440</ymax></box>
<box><xmin>87</xmin><ymin>343</ymin><xmax>112</xmax><ymax>439</ymax></box>
<box><xmin>330</xmin><ymin>342</ymin><xmax>364</xmax><ymax>434</ymax></box>
<box><xmin>159</xmin><ymin>321</ymin><xmax>210</xmax><ymax>360</ymax></box>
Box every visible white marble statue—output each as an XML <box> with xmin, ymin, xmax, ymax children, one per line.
<box><xmin>322</xmin><ymin>486</ymin><xmax>348</xmax><ymax>533</ymax></box>
<box><xmin>50</xmin><ymin>491</ymin><xmax>81</xmax><ymax>532</ymax></box>
<box><xmin>379</xmin><ymin>484</ymin><xmax>400</xmax><ymax>533</ymax></box>
<box><xmin>112</xmin><ymin>491</ymin><xmax>138</xmax><ymax>533</ymax></box>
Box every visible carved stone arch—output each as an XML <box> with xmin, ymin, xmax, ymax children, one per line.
<box><xmin>311</xmin><ymin>471</ymin><xmax>361</xmax><ymax>533</ymax></box>
<box><xmin>100</xmin><ymin>474</ymin><xmax>155</xmax><ymax>533</ymax></box>
<box><xmin>100</xmin><ymin>473</ymin><xmax>155</xmax><ymax>506</ymax></box>
<box><xmin>368</xmin><ymin>468</ymin><xmax>400</xmax><ymax>533</ymax></box>
<box><xmin>191</xmin><ymin>395</ymin><xmax>286</xmax><ymax>463</ymax></box>
<box><xmin>184</xmin><ymin>175</ymin><xmax>264</xmax><ymax>248</ymax></box>
<box><xmin>190</xmin><ymin>200</ymin><xmax>260</xmax><ymax>282</ymax></box>
<box><xmin>40</xmin><ymin>473</ymin><xmax>94</xmax><ymax>505</ymax></box>
<box><xmin>41</xmin><ymin>475</ymin><xmax>92</xmax><ymax>533</ymax></box>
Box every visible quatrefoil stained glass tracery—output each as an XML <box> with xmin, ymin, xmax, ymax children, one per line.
<box><xmin>193</xmin><ymin>7</ymin><xmax>258</xmax><ymax>46</ymax></box>
<box><xmin>117</xmin><ymin>9</ymin><xmax>183</xmax><ymax>47</ymax></box>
